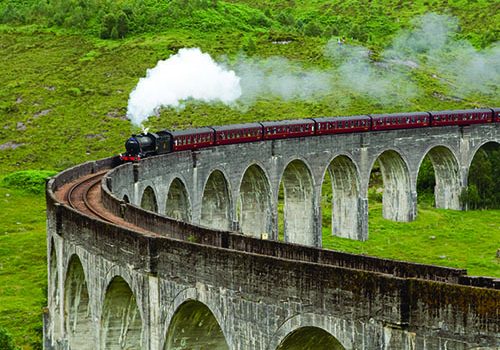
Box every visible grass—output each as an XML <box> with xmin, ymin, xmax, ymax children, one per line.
<box><xmin>322</xmin><ymin>201</ymin><xmax>500</xmax><ymax>277</ymax></box>
<box><xmin>0</xmin><ymin>186</ymin><xmax>47</xmax><ymax>349</ymax></box>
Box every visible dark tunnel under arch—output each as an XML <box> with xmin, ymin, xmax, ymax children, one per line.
<box><xmin>164</xmin><ymin>300</ymin><xmax>228</xmax><ymax>350</ymax></box>
<box><xmin>276</xmin><ymin>326</ymin><xmax>345</xmax><ymax>350</ymax></box>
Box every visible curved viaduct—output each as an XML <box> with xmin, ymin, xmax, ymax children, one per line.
<box><xmin>46</xmin><ymin>123</ymin><xmax>500</xmax><ymax>349</ymax></box>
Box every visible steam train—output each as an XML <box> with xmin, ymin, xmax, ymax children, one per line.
<box><xmin>120</xmin><ymin>108</ymin><xmax>500</xmax><ymax>162</ymax></box>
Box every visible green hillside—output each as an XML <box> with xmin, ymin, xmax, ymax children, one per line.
<box><xmin>0</xmin><ymin>0</ymin><xmax>499</xmax><ymax>348</ymax></box>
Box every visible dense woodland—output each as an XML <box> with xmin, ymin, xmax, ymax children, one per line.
<box><xmin>1</xmin><ymin>0</ymin><xmax>498</xmax><ymax>48</ymax></box>
<box><xmin>0</xmin><ymin>0</ymin><xmax>499</xmax><ymax>348</ymax></box>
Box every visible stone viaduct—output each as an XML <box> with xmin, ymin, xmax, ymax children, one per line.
<box><xmin>45</xmin><ymin>122</ymin><xmax>500</xmax><ymax>349</ymax></box>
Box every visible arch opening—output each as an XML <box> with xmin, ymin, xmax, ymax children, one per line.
<box><xmin>201</xmin><ymin>170</ymin><xmax>231</xmax><ymax>230</ymax></box>
<box><xmin>464</xmin><ymin>142</ymin><xmax>500</xmax><ymax>209</ymax></box>
<box><xmin>165</xmin><ymin>178</ymin><xmax>191</xmax><ymax>222</ymax></box>
<box><xmin>123</xmin><ymin>195</ymin><xmax>130</xmax><ymax>204</ymax></box>
<box><xmin>64</xmin><ymin>255</ymin><xmax>92</xmax><ymax>349</ymax></box>
<box><xmin>279</xmin><ymin>160</ymin><xmax>315</xmax><ymax>246</ymax></box>
<box><xmin>100</xmin><ymin>276</ymin><xmax>142</xmax><ymax>350</ymax></box>
<box><xmin>417</xmin><ymin>146</ymin><xmax>461</xmax><ymax>210</ymax></box>
<box><xmin>164</xmin><ymin>300</ymin><xmax>228</xmax><ymax>350</ymax></box>
<box><xmin>322</xmin><ymin>155</ymin><xmax>360</xmax><ymax>240</ymax></box>
<box><xmin>276</xmin><ymin>326</ymin><xmax>345</xmax><ymax>350</ymax></box>
<box><xmin>370</xmin><ymin>150</ymin><xmax>413</xmax><ymax>222</ymax></box>
<box><xmin>141</xmin><ymin>186</ymin><xmax>158</xmax><ymax>212</ymax></box>
<box><xmin>238</xmin><ymin>165</ymin><xmax>272</xmax><ymax>238</ymax></box>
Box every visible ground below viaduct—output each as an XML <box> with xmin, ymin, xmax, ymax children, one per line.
<box><xmin>45</xmin><ymin>123</ymin><xmax>500</xmax><ymax>349</ymax></box>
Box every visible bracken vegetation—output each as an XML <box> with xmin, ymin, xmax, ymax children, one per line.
<box><xmin>0</xmin><ymin>0</ymin><xmax>499</xmax><ymax>348</ymax></box>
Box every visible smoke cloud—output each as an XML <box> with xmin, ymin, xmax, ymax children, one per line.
<box><xmin>126</xmin><ymin>48</ymin><xmax>241</xmax><ymax>125</ymax></box>
<box><xmin>383</xmin><ymin>13</ymin><xmax>500</xmax><ymax>96</ymax></box>
<box><xmin>127</xmin><ymin>13</ymin><xmax>499</xmax><ymax>125</ymax></box>
<box><xmin>324</xmin><ymin>43</ymin><xmax>418</xmax><ymax>104</ymax></box>
<box><xmin>233</xmin><ymin>56</ymin><xmax>332</xmax><ymax>105</ymax></box>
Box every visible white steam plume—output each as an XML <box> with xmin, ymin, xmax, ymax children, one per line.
<box><xmin>127</xmin><ymin>48</ymin><xmax>241</xmax><ymax>125</ymax></box>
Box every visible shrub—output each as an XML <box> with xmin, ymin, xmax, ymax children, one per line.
<box><xmin>0</xmin><ymin>327</ymin><xmax>17</xmax><ymax>350</ymax></box>
<box><xmin>304</xmin><ymin>21</ymin><xmax>322</xmax><ymax>37</ymax></box>
<box><xmin>2</xmin><ymin>170</ymin><xmax>57</xmax><ymax>194</ymax></box>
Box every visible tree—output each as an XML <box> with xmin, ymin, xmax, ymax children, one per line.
<box><xmin>116</xmin><ymin>11</ymin><xmax>129</xmax><ymax>38</ymax></box>
<box><xmin>100</xmin><ymin>13</ymin><xmax>116</xmax><ymax>39</ymax></box>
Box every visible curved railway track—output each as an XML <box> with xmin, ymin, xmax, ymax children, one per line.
<box><xmin>65</xmin><ymin>171</ymin><xmax>111</xmax><ymax>222</ymax></box>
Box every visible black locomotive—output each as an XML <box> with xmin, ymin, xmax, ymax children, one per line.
<box><xmin>120</xmin><ymin>108</ymin><xmax>500</xmax><ymax>162</ymax></box>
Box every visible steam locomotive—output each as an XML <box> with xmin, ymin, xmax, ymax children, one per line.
<box><xmin>120</xmin><ymin>108</ymin><xmax>500</xmax><ymax>162</ymax></box>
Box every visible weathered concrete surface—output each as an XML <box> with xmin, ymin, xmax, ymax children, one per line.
<box><xmin>110</xmin><ymin>123</ymin><xmax>500</xmax><ymax>244</ymax></box>
<box><xmin>45</xmin><ymin>124</ymin><xmax>500</xmax><ymax>349</ymax></box>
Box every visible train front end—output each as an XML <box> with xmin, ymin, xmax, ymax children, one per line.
<box><xmin>120</xmin><ymin>134</ymin><xmax>155</xmax><ymax>162</ymax></box>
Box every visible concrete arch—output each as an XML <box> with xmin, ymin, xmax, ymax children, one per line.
<box><xmin>268</xmin><ymin>314</ymin><xmax>349</xmax><ymax>350</ymax></box>
<box><xmin>162</xmin><ymin>287</ymin><xmax>229</xmax><ymax>350</ymax></box>
<box><xmin>276</xmin><ymin>326</ymin><xmax>345</xmax><ymax>350</ymax></box>
<box><xmin>323</xmin><ymin>154</ymin><xmax>361</xmax><ymax>240</ymax></box>
<box><xmin>418</xmin><ymin>145</ymin><xmax>462</xmax><ymax>209</ymax></box>
<box><xmin>164</xmin><ymin>299</ymin><xmax>229</xmax><ymax>350</ymax></box>
<box><xmin>201</xmin><ymin>169</ymin><xmax>232</xmax><ymax>231</ymax></box>
<box><xmin>100</xmin><ymin>276</ymin><xmax>143</xmax><ymax>350</ymax></box>
<box><xmin>165</xmin><ymin>177</ymin><xmax>192</xmax><ymax>222</ymax></box>
<box><xmin>464</xmin><ymin>141</ymin><xmax>500</xmax><ymax>209</ymax></box>
<box><xmin>64</xmin><ymin>254</ymin><xmax>93</xmax><ymax>349</ymax></box>
<box><xmin>141</xmin><ymin>185</ymin><xmax>158</xmax><ymax>213</ymax></box>
<box><xmin>238</xmin><ymin>163</ymin><xmax>272</xmax><ymax>238</ymax></box>
<box><xmin>117</xmin><ymin>186</ymin><xmax>131</xmax><ymax>204</ymax></box>
<box><xmin>466</xmin><ymin>140</ymin><xmax>500</xmax><ymax>170</ymax></box>
<box><xmin>371</xmin><ymin>149</ymin><xmax>414</xmax><ymax>222</ymax></box>
<box><xmin>279</xmin><ymin>159</ymin><xmax>315</xmax><ymax>246</ymax></box>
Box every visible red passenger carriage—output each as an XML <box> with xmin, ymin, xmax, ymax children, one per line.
<box><xmin>171</xmin><ymin>127</ymin><xmax>215</xmax><ymax>151</ymax></box>
<box><xmin>371</xmin><ymin>112</ymin><xmax>430</xmax><ymax>131</ymax></box>
<box><xmin>313</xmin><ymin>115</ymin><xmax>371</xmax><ymax>135</ymax></box>
<box><xmin>261</xmin><ymin>119</ymin><xmax>315</xmax><ymax>140</ymax></box>
<box><xmin>430</xmin><ymin>109</ymin><xmax>492</xmax><ymax>127</ymax></box>
<box><xmin>213</xmin><ymin>123</ymin><xmax>263</xmax><ymax>145</ymax></box>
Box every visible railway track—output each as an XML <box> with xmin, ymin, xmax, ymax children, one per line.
<box><xmin>65</xmin><ymin>171</ymin><xmax>111</xmax><ymax>222</ymax></box>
